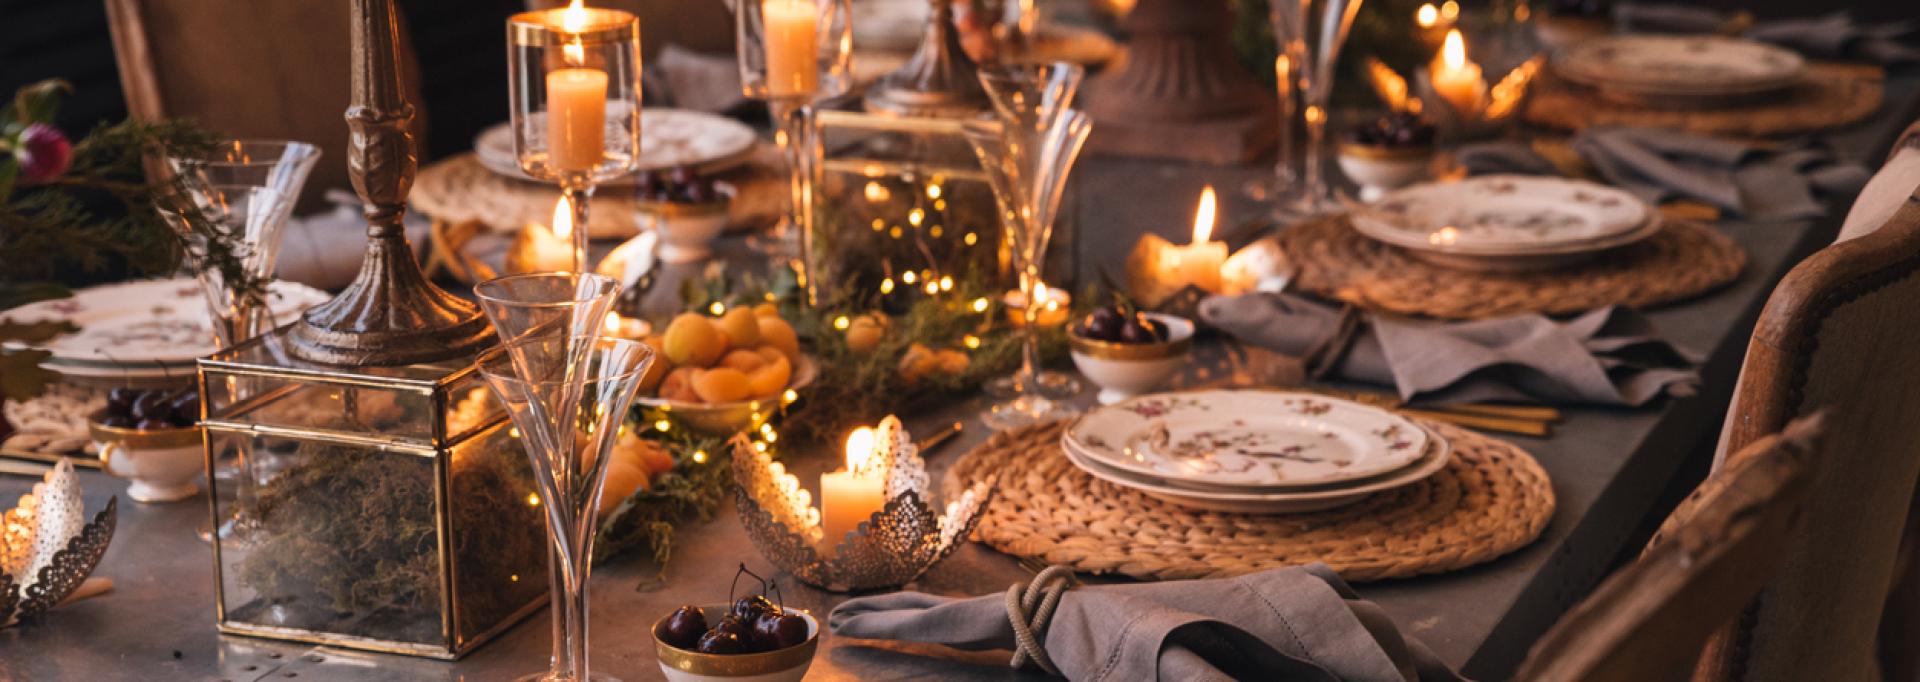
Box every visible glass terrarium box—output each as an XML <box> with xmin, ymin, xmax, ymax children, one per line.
<box><xmin>197</xmin><ymin>326</ymin><xmax>545</xmax><ymax>659</ymax></box>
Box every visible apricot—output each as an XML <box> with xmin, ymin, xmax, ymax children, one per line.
<box><xmin>717</xmin><ymin>308</ymin><xmax>762</xmax><ymax>347</ymax></box>
<box><xmin>844</xmin><ymin>315</ymin><xmax>886</xmax><ymax>353</ymax></box>
<box><xmin>599</xmin><ymin>459</ymin><xmax>650</xmax><ymax>516</ymax></box>
<box><xmin>753</xmin><ymin>303</ymin><xmax>781</xmax><ymax>318</ymax></box>
<box><xmin>746</xmin><ymin>354</ymin><xmax>792</xmax><ymax>398</ymax></box>
<box><xmin>719</xmin><ymin>349</ymin><xmax>768</xmax><ymax>372</ymax></box>
<box><xmin>936</xmin><ymin>349</ymin><xmax>970</xmax><ymax>376</ymax></box>
<box><xmin>691</xmin><ymin>367</ymin><xmax>753</xmax><ymax>403</ymax></box>
<box><xmin>658</xmin><ymin>367</ymin><xmax>702</xmax><ymax>402</ymax></box>
<box><xmin>633</xmin><ymin>438</ymin><xmax>676</xmax><ymax>476</ymax></box>
<box><xmin>756</xmin><ymin>315</ymin><xmax>801</xmax><ymax>363</ymax></box>
<box><xmin>662</xmin><ymin>314</ymin><xmax>724</xmax><ymax>367</ymax></box>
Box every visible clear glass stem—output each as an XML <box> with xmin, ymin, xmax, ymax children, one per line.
<box><xmin>1017</xmin><ymin>269</ymin><xmax>1042</xmax><ymax>392</ymax></box>
<box><xmin>1273</xmin><ymin>48</ymin><xmax>1301</xmax><ymax>187</ymax></box>
<box><xmin>773</xmin><ymin>100</ymin><xmax>820</xmax><ymax>307</ymax></box>
<box><xmin>561</xmin><ymin>184</ymin><xmax>595</xmax><ymax>274</ymax></box>
<box><xmin>538</xmin><ymin>477</ymin><xmax>597</xmax><ymax>681</ymax></box>
<box><xmin>1302</xmin><ymin>102</ymin><xmax>1329</xmax><ymax>203</ymax></box>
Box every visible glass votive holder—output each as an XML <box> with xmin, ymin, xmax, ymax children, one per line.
<box><xmin>507</xmin><ymin>3</ymin><xmax>643</xmax><ymax>187</ymax></box>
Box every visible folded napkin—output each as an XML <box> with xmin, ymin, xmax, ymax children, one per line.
<box><xmin>651</xmin><ymin>45</ymin><xmax>748</xmax><ymax>114</ymax></box>
<box><xmin>1456</xmin><ymin>128</ymin><xmax>1869</xmax><ymax>221</ymax></box>
<box><xmin>1612</xmin><ymin>5</ymin><xmax>1920</xmax><ymax>64</ymax></box>
<box><xmin>830</xmin><ymin>564</ymin><xmax>1465</xmax><ymax>682</ymax></box>
<box><xmin>1198</xmin><ymin>292</ymin><xmax>1701</xmax><ymax>407</ymax></box>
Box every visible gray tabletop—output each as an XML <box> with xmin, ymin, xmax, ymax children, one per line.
<box><xmin>5</xmin><ymin>75</ymin><xmax>1916</xmax><ymax>682</ymax></box>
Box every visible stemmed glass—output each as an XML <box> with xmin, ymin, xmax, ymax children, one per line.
<box><xmin>163</xmin><ymin>140</ymin><xmax>321</xmax><ymax>347</ymax></box>
<box><xmin>508</xmin><ymin>1</ymin><xmax>644</xmax><ymax>272</ymax></box>
<box><xmin>1262</xmin><ymin>0</ymin><xmax>1363</xmax><ymax>215</ymax></box>
<box><xmin>964</xmin><ymin>62</ymin><xmax>1094</xmax><ymax>430</ymax></box>
<box><xmin>474</xmin><ymin>272</ymin><xmax>643</xmax><ymax>682</ymax></box>
<box><xmin>732</xmin><ymin>0</ymin><xmax>853</xmax><ymax>304</ymax></box>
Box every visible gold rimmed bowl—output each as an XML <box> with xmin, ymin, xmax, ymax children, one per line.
<box><xmin>1336</xmin><ymin>141</ymin><xmax>1436</xmax><ymax>202</ymax></box>
<box><xmin>652</xmin><ymin>604</ymin><xmax>820</xmax><ymax>682</ymax></box>
<box><xmin>1069</xmin><ymin>312</ymin><xmax>1195</xmax><ymax>405</ymax></box>
<box><xmin>637</xmin><ymin>182</ymin><xmax>735</xmax><ymax>264</ymax></box>
<box><xmin>86</xmin><ymin>416</ymin><xmax>203</xmax><ymax>503</ymax></box>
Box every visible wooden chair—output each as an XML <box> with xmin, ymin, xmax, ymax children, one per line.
<box><xmin>104</xmin><ymin>0</ymin><xmax>431</xmax><ymax>214</ymax></box>
<box><xmin>1705</xmin><ymin>182</ymin><xmax>1920</xmax><ymax>681</ymax></box>
<box><xmin>1514</xmin><ymin>414</ymin><xmax>1828</xmax><ymax>682</ymax></box>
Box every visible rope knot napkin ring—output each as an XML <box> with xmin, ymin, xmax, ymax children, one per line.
<box><xmin>1006</xmin><ymin>565</ymin><xmax>1078</xmax><ymax>675</ymax></box>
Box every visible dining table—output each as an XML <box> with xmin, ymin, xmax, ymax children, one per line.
<box><xmin>3</xmin><ymin>70</ymin><xmax>1917</xmax><ymax>682</ymax></box>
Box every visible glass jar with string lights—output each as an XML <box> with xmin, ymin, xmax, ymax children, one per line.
<box><xmin>507</xmin><ymin>0</ymin><xmax>643</xmax><ymax>271</ymax></box>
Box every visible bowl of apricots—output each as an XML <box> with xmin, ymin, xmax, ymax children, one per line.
<box><xmin>632</xmin><ymin>303</ymin><xmax>819</xmax><ymax>436</ymax></box>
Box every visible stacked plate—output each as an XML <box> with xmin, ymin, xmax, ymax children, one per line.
<box><xmin>1</xmin><ymin>278</ymin><xmax>330</xmax><ymax>385</ymax></box>
<box><xmin>1553</xmin><ymin>35</ymin><xmax>1807</xmax><ymax>108</ymax></box>
<box><xmin>1060</xmin><ymin>390</ymin><xmax>1452</xmax><ymax>514</ymax></box>
<box><xmin>1348</xmin><ymin>175</ymin><xmax>1660</xmax><ymax>272</ymax></box>
<box><xmin>472</xmin><ymin>108</ymin><xmax>758</xmax><ymax>185</ymax></box>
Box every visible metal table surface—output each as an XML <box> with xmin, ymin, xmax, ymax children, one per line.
<box><xmin>4</xmin><ymin>74</ymin><xmax>1916</xmax><ymax>681</ymax></box>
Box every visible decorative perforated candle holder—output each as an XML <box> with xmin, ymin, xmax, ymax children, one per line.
<box><xmin>731</xmin><ymin>416</ymin><xmax>995</xmax><ymax>592</ymax></box>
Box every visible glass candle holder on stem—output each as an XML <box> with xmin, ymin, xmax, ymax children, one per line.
<box><xmin>508</xmin><ymin>1</ymin><xmax>644</xmax><ymax>272</ymax></box>
<box><xmin>734</xmin><ymin>0</ymin><xmax>852</xmax><ymax>306</ymax></box>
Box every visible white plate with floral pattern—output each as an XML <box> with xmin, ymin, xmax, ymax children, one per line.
<box><xmin>1553</xmin><ymin>35</ymin><xmax>1806</xmax><ymax>97</ymax></box>
<box><xmin>473</xmin><ymin>108</ymin><xmax>757</xmax><ymax>185</ymax></box>
<box><xmin>1</xmin><ymin>278</ymin><xmax>330</xmax><ymax>370</ymax></box>
<box><xmin>1062</xmin><ymin>422</ymin><xmax>1452</xmax><ymax>513</ymax></box>
<box><xmin>1062</xmin><ymin>390</ymin><xmax>1430</xmax><ymax>488</ymax></box>
<box><xmin>1349</xmin><ymin>175</ymin><xmax>1652</xmax><ymax>255</ymax></box>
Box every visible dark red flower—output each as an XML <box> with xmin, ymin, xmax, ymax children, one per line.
<box><xmin>15</xmin><ymin>123</ymin><xmax>72</xmax><ymax>185</ymax></box>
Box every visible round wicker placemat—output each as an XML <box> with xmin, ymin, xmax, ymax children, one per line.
<box><xmin>1277</xmin><ymin>214</ymin><xmax>1745</xmax><ymax>319</ymax></box>
<box><xmin>410</xmin><ymin>152</ymin><xmax>785</xmax><ymax>238</ymax></box>
<box><xmin>942</xmin><ymin>420</ymin><xmax>1555</xmax><ymax>582</ymax></box>
<box><xmin>1524</xmin><ymin>62</ymin><xmax>1883</xmax><ymax>137</ymax></box>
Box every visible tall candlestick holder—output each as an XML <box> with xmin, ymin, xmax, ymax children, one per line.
<box><xmin>734</xmin><ymin>0</ymin><xmax>852</xmax><ymax>306</ymax></box>
<box><xmin>508</xmin><ymin>0</ymin><xmax>644</xmax><ymax>272</ymax></box>
<box><xmin>732</xmin><ymin>417</ymin><xmax>994</xmax><ymax>592</ymax></box>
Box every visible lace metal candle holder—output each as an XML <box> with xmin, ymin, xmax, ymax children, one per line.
<box><xmin>731</xmin><ymin>417</ymin><xmax>995</xmax><ymax>592</ymax></box>
<box><xmin>1</xmin><ymin>460</ymin><xmax>118</xmax><ymax>627</ymax></box>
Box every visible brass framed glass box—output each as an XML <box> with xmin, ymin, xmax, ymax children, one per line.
<box><xmin>197</xmin><ymin>326</ymin><xmax>545</xmax><ymax>659</ymax></box>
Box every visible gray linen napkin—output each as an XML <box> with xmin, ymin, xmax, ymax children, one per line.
<box><xmin>830</xmin><ymin>564</ymin><xmax>1466</xmax><ymax>682</ymax></box>
<box><xmin>652</xmin><ymin>45</ymin><xmax>747</xmax><ymax>114</ymax></box>
<box><xmin>1455</xmin><ymin>128</ymin><xmax>1869</xmax><ymax>221</ymax></box>
<box><xmin>1612</xmin><ymin>5</ymin><xmax>1920</xmax><ymax>64</ymax></box>
<box><xmin>1198</xmin><ymin>292</ymin><xmax>1701</xmax><ymax>406</ymax></box>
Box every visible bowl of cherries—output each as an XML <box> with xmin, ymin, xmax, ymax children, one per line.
<box><xmin>87</xmin><ymin>387</ymin><xmax>204</xmax><ymax>503</ymax></box>
<box><xmin>635</xmin><ymin>165</ymin><xmax>736</xmax><ymax>264</ymax></box>
<box><xmin>1068</xmin><ymin>305</ymin><xmax>1194</xmax><ymax>405</ymax></box>
<box><xmin>653</xmin><ymin>565</ymin><xmax>819</xmax><ymax>682</ymax></box>
<box><xmin>1336</xmin><ymin>113</ymin><xmax>1438</xmax><ymax>201</ymax></box>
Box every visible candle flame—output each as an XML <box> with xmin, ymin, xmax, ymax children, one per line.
<box><xmin>561</xmin><ymin>0</ymin><xmax>590</xmax><ymax>32</ymax></box>
<box><xmin>603</xmin><ymin>311</ymin><xmax>622</xmax><ymax>334</ymax></box>
<box><xmin>1485</xmin><ymin>56</ymin><xmax>1543</xmax><ymax>120</ymax></box>
<box><xmin>564</xmin><ymin>38</ymin><xmax>585</xmax><ymax>65</ymax></box>
<box><xmin>552</xmin><ymin>195</ymin><xmax>574</xmax><ymax>240</ymax></box>
<box><xmin>1365</xmin><ymin>58</ymin><xmax>1409</xmax><ymax>112</ymax></box>
<box><xmin>844</xmin><ymin>427</ymin><xmax>877</xmax><ymax>474</ymax></box>
<box><xmin>1192</xmin><ymin>186</ymin><xmax>1217</xmax><ymax>245</ymax></box>
<box><xmin>1441</xmin><ymin>29</ymin><xmax>1467</xmax><ymax>70</ymax></box>
<box><xmin>1416</xmin><ymin>3</ymin><xmax>1438</xmax><ymax>28</ymax></box>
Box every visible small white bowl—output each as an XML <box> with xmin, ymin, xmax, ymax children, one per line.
<box><xmin>88</xmin><ymin>419</ymin><xmax>202</xmax><ymax>503</ymax></box>
<box><xmin>653</xmin><ymin>604</ymin><xmax>820</xmax><ymax>682</ymax></box>
<box><xmin>638</xmin><ymin>185</ymin><xmax>734</xmax><ymax>264</ymax></box>
<box><xmin>1070</xmin><ymin>312</ymin><xmax>1195</xmax><ymax>405</ymax></box>
<box><xmin>1337</xmin><ymin>142</ymin><xmax>1436</xmax><ymax>202</ymax></box>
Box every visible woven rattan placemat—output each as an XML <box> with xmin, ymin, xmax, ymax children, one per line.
<box><xmin>1277</xmin><ymin>214</ymin><xmax>1745</xmax><ymax>320</ymax></box>
<box><xmin>942</xmin><ymin>420</ymin><xmax>1554</xmax><ymax>582</ymax></box>
<box><xmin>1524</xmin><ymin>62</ymin><xmax>1883</xmax><ymax>137</ymax></box>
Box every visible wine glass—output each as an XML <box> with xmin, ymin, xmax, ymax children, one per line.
<box><xmin>508</xmin><ymin>1</ymin><xmax>644</xmax><ymax>272</ymax></box>
<box><xmin>965</xmin><ymin>63</ymin><xmax>1094</xmax><ymax>430</ymax></box>
<box><xmin>732</xmin><ymin>0</ymin><xmax>853</xmax><ymax>304</ymax></box>
<box><xmin>1264</xmin><ymin>0</ymin><xmax>1363</xmax><ymax>215</ymax></box>
<box><xmin>163</xmin><ymin>139</ymin><xmax>321</xmax><ymax>347</ymax></box>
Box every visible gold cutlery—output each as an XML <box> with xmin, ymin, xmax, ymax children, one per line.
<box><xmin>916</xmin><ymin>421</ymin><xmax>964</xmax><ymax>455</ymax></box>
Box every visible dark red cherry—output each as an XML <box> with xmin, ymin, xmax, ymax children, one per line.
<box><xmin>695</xmin><ymin>629</ymin><xmax>747</xmax><ymax>655</ymax></box>
<box><xmin>753</xmin><ymin>611</ymin><xmax>809</xmax><ymax>651</ymax></box>
<box><xmin>659</xmin><ymin>605</ymin><xmax>707</xmax><ymax>650</ymax></box>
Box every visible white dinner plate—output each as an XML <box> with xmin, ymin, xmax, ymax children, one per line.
<box><xmin>1553</xmin><ymin>35</ymin><xmax>1806</xmax><ymax>97</ymax></box>
<box><xmin>473</xmin><ymin>108</ymin><xmax>758</xmax><ymax>185</ymax></box>
<box><xmin>1350</xmin><ymin>175</ymin><xmax>1653</xmax><ymax>256</ymax></box>
<box><xmin>1063</xmin><ymin>390</ymin><xmax>1430</xmax><ymax>488</ymax></box>
<box><xmin>1062</xmin><ymin>422</ymin><xmax>1453</xmax><ymax>514</ymax></box>
<box><xmin>2</xmin><ymin>278</ymin><xmax>330</xmax><ymax>367</ymax></box>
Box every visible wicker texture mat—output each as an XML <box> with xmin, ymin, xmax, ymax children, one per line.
<box><xmin>1524</xmin><ymin>63</ymin><xmax>1883</xmax><ymax>137</ymax></box>
<box><xmin>1278</xmin><ymin>214</ymin><xmax>1745</xmax><ymax>320</ymax></box>
<box><xmin>942</xmin><ymin>420</ymin><xmax>1555</xmax><ymax>582</ymax></box>
<box><xmin>410</xmin><ymin>152</ymin><xmax>785</xmax><ymax>237</ymax></box>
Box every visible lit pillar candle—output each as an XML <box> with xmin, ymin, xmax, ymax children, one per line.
<box><xmin>1431</xmin><ymin>29</ymin><xmax>1485</xmax><ymax>117</ymax></box>
<box><xmin>819</xmin><ymin>427</ymin><xmax>887</xmax><ymax>556</ymax></box>
<box><xmin>1169</xmin><ymin>186</ymin><xmax>1227</xmax><ymax>293</ymax></box>
<box><xmin>762</xmin><ymin>0</ymin><xmax>820</xmax><ymax>98</ymax></box>
<box><xmin>547</xmin><ymin>1</ymin><xmax>607</xmax><ymax>172</ymax></box>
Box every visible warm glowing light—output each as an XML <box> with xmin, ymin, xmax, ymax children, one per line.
<box><xmin>902</xmin><ymin>270</ymin><xmax>917</xmax><ymax>285</ymax></box>
<box><xmin>963</xmin><ymin>334</ymin><xmax>982</xmax><ymax>349</ymax></box>
<box><xmin>1416</xmin><ymin>3</ymin><xmax>1438</xmax><ymax>27</ymax></box>
<box><xmin>938</xmin><ymin>276</ymin><xmax>954</xmax><ymax>292</ymax></box>
<box><xmin>782</xmin><ymin>389</ymin><xmax>798</xmax><ymax>404</ymax></box>
<box><xmin>964</xmin><ymin>232</ymin><xmax>978</xmax><ymax>246</ymax></box>
<box><xmin>1365</xmin><ymin>58</ymin><xmax>1410</xmax><ymax>112</ymax></box>
<box><xmin>561</xmin><ymin>0</ymin><xmax>590</xmax><ymax>32</ymax></box>
<box><xmin>971</xmin><ymin>297</ymin><xmax>990</xmax><ymax>313</ymax></box>
<box><xmin>1440</xmin><ymin>0</ymin><xmax>1459</xmax><ymax>19</ymax></box>
<box><xmin>551</xmin><ymin>196</ymin><xmax>574</xmax><ymax>240</ymax></box>
<box><xmin>1441</xmin><ymin>29</ymin><xmax>1467</xmax><ymax>70</ymax></box>
<box><xmin>563</xmin><ymin>38</ymin><xmax>586</xmax><ymax>66</ymax></box>
<box><xmin>908</xmin><ymin>208</ymin><xmax>925</xmax><ymax>227</ymax></box>
<box><xmin>1191</xmin><ymin>186</ymin><xmax>1217</xmax><ymax>245</ymax></box>
<box><xmin>924</xmin><ymin>281</ymin><xmax>939</xmax><ymax>295</ymax></box>
<box><xmin>654</xmin><ymin>419</ymin><xmax>671</xmax><ymax>431</ymax></box>
<box><xmin>603</xmin><ymin>312</ymin><xmax>622</xmax><ymax>334</ymax></box>
<box><xmin>527</xmin><ymin>493</ymin><xmax>541</xmax><ymax>507</ymax></box>
<box><xmin>692</xmin><ymin>450</ymin><xmax>708</xmax><ymax>463</ymax></box>
<box><xmin>708</xmin><ymin>301</ymin><xmax>726</xmax><ymax>315</ymax></box>
<box><xmin>880</xmin><ymin>278</ymin><xmax>896</xmax><ymax>294</ymax></box>
<box><xmin>844</xmin><ymin>427</ymin><xmax>877</xmax><ymax>473</ymax></box>
<box><xmin>864</xmin><ymin>181</ymin><xmax>889</xmax><ymax>203</ymax></box>
<box><xmin>889</xmin><ymin>226</ymin><xmax>903</xmax><ymax>239</ymax></box>
<box><xmin>927</xmin><ymin>184</ymin><xmax>942</xmax><ymax>200</ymax></box>
<box><xmin>871</xmin><ymin>218</ymin><xmax>885</xmax><ymax>231</ymax></box>
<box><xmin>833</xmin><ymin>315</ymin><xmax>851</xmax><ymax>330</ymax></box>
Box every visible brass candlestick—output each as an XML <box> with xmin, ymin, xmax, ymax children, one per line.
<box><xmin>286</xmin><ymin>0</ymin><xmax>493</xmax><ymax>366</ymax></box>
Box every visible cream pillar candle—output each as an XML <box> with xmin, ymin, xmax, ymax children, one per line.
<box><xmin>819</xmin><ymin>427</ymin><xmax>886</xmax><ymax>556</ymax></box>
<box><xmin>1169</xmin><ymin>186</ymin><xmax>1226</xmax><ymax>293</ymax></box>
<box><xmin>546</xmin><ymin>58</ymin><xmax>607</xmax><ymax>171</ymax></box>
<box><xmin>1431</xmin><ymin>29</ymin><xmax>1485</xmax><ymax>116</ymax></box>
<box><xmin>761</xmin><ymin>0</ymin><xmax>820</xmax><ymax>98</ymax></box>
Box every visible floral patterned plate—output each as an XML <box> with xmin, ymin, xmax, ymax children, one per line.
<box><xmin>1</xmin><ymin>278</ymin><xmax>329</xmax><ymax>371</ymax></box>
<box><xmin>1063</xmin><ymin>390</ymin><xmax>1430</xmax><ymax>488</ymax></box>
<box><xmin>1349</xmin><ymin>176</ymin><xmax>1652</xmax><ymax>256</ymax></box>
<box><xmin>1554</xmin><ymin>35</ymin><xmax>1806</xmax><ymax>97</ymax></box>
<box><xmin>473</xmin><ymin>108</ymin><xmax>757</xmax><ymax>185</ymax></box>
<box><xmin>1062</xmin><ymin>422</ymin><xmax>1452</xmax><ymax>514</ymax></box>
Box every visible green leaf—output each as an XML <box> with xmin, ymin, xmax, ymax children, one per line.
<box><xmin>11</xmin><ymin>79</ymin><xmax>71</xmax><ymax>125</ymax></box>
<box><xmin>0</xmin><ymin>348</ymin><xmax>61</xmax><ymax>402</ymax></box>
<box><xmin>0</xmin><ymin>282</ymin><xmax>71</xmax><ymax>311</ymax></box>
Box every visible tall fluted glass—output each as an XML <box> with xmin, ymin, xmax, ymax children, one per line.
<box><xmin>965</xmin><ymin>62</ymin><xmax>1093</xmax><ymax>430</ymax></box>
<box><xmin>163</xmin><ymin>139</ymin><xmax>321</xmax><ymax>347</ymax></box>
<box><xmin>1269</xmin><ymin>0</ymin><xmax>1362</xmax><ymax>215</ymax></box>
